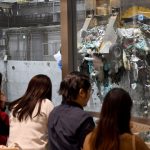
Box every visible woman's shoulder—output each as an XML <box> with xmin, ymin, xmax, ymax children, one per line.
<box><xmin>134</xmin><ymin>134</ymin><xmax>150</xmax><ymax>150</ymax></box>
<box><xmin>42</xmin><ymin>98</ymin><xmax>54</xmax><ymax>107</ymax></box>
<box><xmin>85</xmin><ymin>132</ymin><xmax>93</xmax><ymax>140</ymax></box>
<box><xmin>41</xmin><ymin>99</ymin><xmax>54</xmax><ymax>114</ymax></box>
<box><xmin>120</xmin><ymin>133</ymin><xmax>132</xmax><ymax>140</ymax></box>
<box><xmin>43</xmin><ymin>98</ymin><xmax>53</xmax><ymax>104</ymax></box>
<box><xmin>120</xmin><ymin>133</ymin><xmax>144</xmax><ymax>142</ymax></box>
<box><xmin>120</xmin><ymin>133</ymin><xmax>149</xmax><ymax>150</ymax></box>
<box><xmin>83</xmin><ymin>132</ymin><xmax>93</xmax><ymax>150</ymax></box>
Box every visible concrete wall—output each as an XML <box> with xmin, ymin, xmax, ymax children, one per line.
<box><xmin>0</xmin><ymin>60</ymin><xmax>62</xmax><ymax>106</ymax></box>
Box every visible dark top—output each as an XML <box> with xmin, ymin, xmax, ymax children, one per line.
<box><xmin>0</xmin><ymin>110</ymin><xmax>9</xmax><ymax>145</ymax></box>
<box><xmin>48</xmin><ymin>101</ymin><xmax>95</xmax><ymax>150</ymax></box>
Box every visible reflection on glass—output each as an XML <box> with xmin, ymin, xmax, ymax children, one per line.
<box><xmin>139</xmin><ymin>131</ymin><xmax>150</xmax><ymax>143</ymax></box>
<box><xmin>76</xmin><ymin>0</ymin><xmax>150</xmax><ymax>117</ymax></box>
<box><xmin>0</xmin><ymin>1</ymin><xmax>61</xmax><ymax>105</ymax></box>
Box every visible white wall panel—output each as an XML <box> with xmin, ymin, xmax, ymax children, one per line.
<box><xmin>0</xmin><ymin>60</ymin><xmax>62</xmax><ymax>106</ymax></box>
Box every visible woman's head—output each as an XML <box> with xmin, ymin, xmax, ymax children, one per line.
<box><xmin>10</xmin><ymin>74</ymin><xmax>52</xmax><ymax>121</ymax></box>
<box><xmin>59</xmin><ymin>71</ymin><xmax>91</xmax><ymax>106</ymax></box>
<box><xmin>91</xmin><ymin>88</ymin><xmax>133</xmax><ymax>150</ymax></box>
<box><xmin>25</xmin><ymin>74</ymin><xmax>52</xmax><ymax>100</ymax></box>
<box><xmin>100</xmin><ymin>88</ymin><xmax>133</xmax><ymax>134</ymax></box>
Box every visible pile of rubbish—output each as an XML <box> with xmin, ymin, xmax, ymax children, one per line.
<box><xmin>78</xmin><ymin>22</ymin><xmax>150</xmax><ymax>100</ymax></box>
<box><xmin>78</xmin><ymin>25</ymin><xmax>105</xmax><ymax>55</ymax></box>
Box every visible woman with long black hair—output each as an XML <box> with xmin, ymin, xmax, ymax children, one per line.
<box><xmin>83</xmin><ymin>88</ymin><xmax>149</xmax><ymax>150</ymax></box>
<box><xmin>7</xmin><ymin>74</ymin><xmax>54</xmax><ymax>150</ymax></box>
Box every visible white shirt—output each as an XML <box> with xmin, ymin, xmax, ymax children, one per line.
<box><xmin>7</xmin><ymin>99</ymin><xmax>54</xmax><ymax>150</ymax></box>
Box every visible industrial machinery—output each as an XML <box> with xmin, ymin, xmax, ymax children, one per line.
<box><xmin>78</xmin><ymin>0</ymin><xmax>150</xmax><ymax>117</ymax></box>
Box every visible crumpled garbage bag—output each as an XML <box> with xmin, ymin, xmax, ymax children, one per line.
<box><xmin>117</xmin><ymin>28</ymin><xmax>135</xmax><ymax>39</ymax></box>
<box><xmin>135</xmin><ymin>38</ymin><xmax>149</xmax><ymax>51</ymax></box>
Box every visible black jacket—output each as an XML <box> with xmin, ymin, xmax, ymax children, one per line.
<box><xmin>48</xmin><ymin>101</ymin><xmax>95</xmax><ymax>150</ymax></box>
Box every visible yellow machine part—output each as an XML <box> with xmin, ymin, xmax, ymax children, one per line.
<box><xmin>121</xmin><ymin>6</ymin><xmax>150</xmax><ymax>18</ymax></box>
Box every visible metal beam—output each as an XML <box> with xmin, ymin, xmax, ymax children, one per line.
<box><xmin>60</xmin><ymin>0</ymin><xmax>77</xmax><ymax>78</ymax></box>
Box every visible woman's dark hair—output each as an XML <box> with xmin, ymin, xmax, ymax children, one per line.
<box><xmin>90</xmin><ymin>88</ymin><xmax>133</xmax><ymax>150</ymax></box>
<box><xmin>9</xmin><ymin>74</ymin><xmax>52</xmax><ymax>122</ymax></box>
<box><xmin>59</xmin><ymin>71</ymin><xmax>91</xmax><ymax>102</ymax></box>
<box><xmin>0</xmin><ymin>73</ymin><xmax>3</xmax><ymax>110</ymax></box>
<box><xmin>0</xmin><ymin>72</ymin><xmax>2</xmax><ymax>89</ymax></box>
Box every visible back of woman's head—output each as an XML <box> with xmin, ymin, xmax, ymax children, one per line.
<box><xmin>25</xmin><ymin>74</ymin><xmax>52</xmax><ymax>100</ymax></box>
<box><xmin>100</xmin><ymin>88</ymin><xmax>133</xmax><ymax>134</ymax></box>
<box><xmin>59</xmin><ymin>71</ymin><xmax>91</xmax><ymax>102</ymax></box>
<box><xmin>92</xmin><ymin>88</ymin><xmax>133</xmax><ymax>150</ymax></box>
<box><xmin>10</xmin><ymin>74</ymin><xmax>52</xmax><ymax>121</ymax></box>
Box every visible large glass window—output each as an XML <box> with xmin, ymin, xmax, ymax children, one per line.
<box><xmin>76</xmin><ymin>0</ymin><xmax>150</xmax><ymax>118</ymax></box>
<box><xmin>74</xmin><ymin>0</ymin><xmax>150</xmax><ymax>144</ymax></box>
<box><xmin>0</xmin><ymin>0</ymin><xmax>62</xmax><ymax>105</ymax></box>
